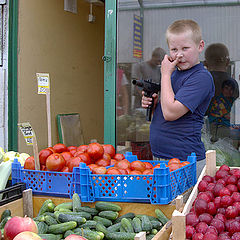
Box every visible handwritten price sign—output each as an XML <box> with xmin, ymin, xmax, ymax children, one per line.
<box><xmin>36</xmin><ymin>73</ymin><xmax>50</xmax><ymax>94</ymax></box>
<box><xmin>18</xmin><ymin>123</ymin><xmax>34</xmax><ymax>146</ymax></box>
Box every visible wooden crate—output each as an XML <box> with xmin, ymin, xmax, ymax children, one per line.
<box><xmin>171</xmin><ymin>150</ymin><xmax>227</xmax><ymax>240</ymax></box>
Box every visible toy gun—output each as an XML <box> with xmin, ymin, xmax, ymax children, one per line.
<box><xmin>132</xmin><ymin>79</ymin><xmax>160</xmax><ymax>121</ymax></box>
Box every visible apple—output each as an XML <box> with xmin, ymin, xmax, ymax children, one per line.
<box><xmin>4</xmin><ymin>216</ymin><xmax>38</xmax><ymax>240</ymax></box>
<box><xmin>13</xmin><ymin>231</ymin><xmax>42</xmax><ymax>240</ymax></box>
<box><xmin>65</xmin><ymin>235</ymin><xmax>88</xmax><ymax>240</ymax></box>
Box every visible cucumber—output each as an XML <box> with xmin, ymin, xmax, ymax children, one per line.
<box><xmin>141</xmin><ymin>215</ymin><xmax>152</xmax><ymax>232</ymax></box>
<box><xmin>77</xmin><ymin>206</ymin><xmax>99</xmax><ymax>216</ymax></box>
<box><xmin>132</xmin><ymin>217</ymin><xmax>142</xmax><ymax>233</ymax></box>
<box><xmin>38</xmin><ymin>199</ymin><xmax>53</xmax><ymax>216</ymax></box>
<box><xmin>65</xmin><ymin>211</ymin><xmax>92</xmax><ymax>220</ymax></box>
<box><xmin>1</xmin><ymin>209</ymin><xmax>11</xmax><ymax>221</ymax></box>
<box><xmin>33</xmin><ymin>215</ymin><xmax>45</xmax><ymax>222</ymax></box>
<box><xmin>54</xmin><ymin>202</ymin><xmax>73</xmax><ymax>211</ymax></box>
<box><xmin>150</xmin><ymin>220</ymin><xmax>162</xmax><ymax>231</ymax></box>
<box><xmin>75</xmin><ymin>228</ymin><xmax>102</xmax><ymax>240</ymax></box>
<box><xmin>44</xmin><ymin>215</ymin><xmax>58</xmax><ymax>225</ymax></box>
<box><xmin>43</xmin><ymin>212</ymin><xmax>56</xmax><ymax>218</ymax></box>
<box><xmin>151</xmin><ymin>229</ymin><xmax>158</xmax><ymax>235</ymax></box>
<box><xmin>93</xmin><ymin>216</ymin><xmax>112</xmax><ymax>227</ymax></box>
<box><xmin>47</xmin><ymin>202</ymin><xmax>56</xmax><ymax>212</ymax></box>
<box><xmin>96</xmin><ymin>231</ymin><xmax>104</xmax><ymax>240</ymax></box>
<box><xmin>95</xmin><ymin>202</ymin><xmax>121</xmax><ymax>212</ymax></box>
<box><xmin>37</xmin><ymin>221</ymin><xmax>48</xmax><ymax>234</ymax></box>
<box><xmin>47</xmin><ymin>221</ymin><xmax>77</xmax><ymax>234</ymax></box>
<box><xmin>114</xmin><ymin>212</ymin><xmax>135</xmax><ymax>223</ymax></box>
<box><xmin>72</xmin><ymin>193</ymin><xmax>81</xmax><ymax>212</ymax></box>
<box><xmin>105</xmin><ymin>232</ymin><xmax>136</xmax><ymax>240</ymax></box>
<box><xmin>121</xmin><ymin>218</ymin><xmax>134</xmax><ymax>233</ymax></box>
<box><xmin>79</xmin><ymin>220</ymin><xmax>97</xmax><ymax>229</ymax></box>
<box><xmin>0</xmin><ymin>216</ymin><xmax>11</xmax><ymax>229</ymax></box>
<box><xmin>96</xmin><ymin>222</ymin><xmax>108</xmax><ymax>235</ymax></box>
<box><xmin>58</xmin><ymin>213</ymin><xmax>86</xmax><ymax>225</ymax></box>
<box><xmin>38</xmin><ymin>233</ymin><xmax>63</xmax><ymax>240</ymax></box>
<box><xmin>98</xmin><ymin>211</ymin><xmax>119</xmax><ymax>221</ymax></box>
<box><xmin>107</xmin><ymin>222</ymin><xmax>121</xmax><ymax>232</ymax></box>
<box><xmin>136</xmin><ymin>214</ymin><xmax>159</xmax><ymax>222</ymax></box>
<box><xmin>155</xmin><ymin>209</ymin><xmax>169</xmax><ymax>225</ymax></box>
<box><xmin>146</xmin><ymin>234</ymin><xmax>155</xmax><ymax>240</ymax></box>
<box><xmin>58</xmin><ymin>208</ymin><xmax>72</xmax><ymax>213</ymax></box>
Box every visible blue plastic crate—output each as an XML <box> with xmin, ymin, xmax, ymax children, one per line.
<box><xmin>70</xmin><ymin>152</ymin><xmax>197</xmax><ymax>204</ymax></box>
<box><xmin>11</xmin><ymin>159</ymin><xmax>73</xmax><ymax>197</ymax></box>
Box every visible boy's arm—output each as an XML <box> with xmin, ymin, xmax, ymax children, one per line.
<box><xmin>161</xmin><ymin>55</ymin><xmax>189</xmax><ymax>121</ymax></box>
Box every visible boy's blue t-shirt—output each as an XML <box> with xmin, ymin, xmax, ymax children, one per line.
<box><xmin>150</xmin><ymin>63</ymin><xmax>214</xmax><ymax>161</ymax></box>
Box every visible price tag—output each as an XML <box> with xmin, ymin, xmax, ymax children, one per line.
<box><xmin>36</xmin><ymin>73</ymin><xmax>50</xmax><ymax>94</ymax></box>
<box><xmin>18</xmin><ymin>122</ymin><xmax>34</xmax><ymax>146</ymax></box>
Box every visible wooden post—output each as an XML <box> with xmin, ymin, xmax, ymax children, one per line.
<box><xmin>23</xmin><ymin>189</ymin><xmax>33</xmax><ymax>218</ymax></box>
<box><xmin>152</xmin><ymin>220</ymin><xmax>172</xmax><ymax>240</ymax></box>
<box><xmin>206</xmin><ymin>150</ymin><xmax>216</xmax><ymax>177</ymax></box>
<box><xmin>175</xmin><ymin>195</ymin><xmax>183</xmax><ymax>211</ymax></box>
<box><xmin>32</xmin><ymin>135</ymin><xmax>40</xmax><ymax>171</ymax></box>
<box><xmin>134</xmin><ymin>232</ymin><xmax>146</xmax><ymax>240</ymax></box>
<box><xmin>172</xmin><ymin>210</ymin><xmax>185</xmax><ymax>240</ymax></box>
<box><xmin>46</xmin><ymin>88</ymin><xmax>52</xmax><ymax>147</ymax></box>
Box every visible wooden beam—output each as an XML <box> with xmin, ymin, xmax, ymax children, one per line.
<box><xmin>172</xmin><ymin>210</ymin><xmax>185</xmax><ymax>240</ymax></box>
<box><xmin>23</xmin><ymin>189</ymin><xmax>33</xmax><ymax>218</ymax></box>
<box><xmin>206</xmin><ymin>150</ymin><xmax>216</xmax><ymax>177</ymax></box>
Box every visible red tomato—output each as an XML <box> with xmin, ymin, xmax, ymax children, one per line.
<box><xmin>130</xmin><ymin>170</ymin><xmax>142</xmax><ymax>175</ymax></box>
<box><xmin>102</xmin><ymin>144</ymin><xmax>115</xmax><ymax>158</ymax></box>
<box><xmin>61</xmin><ymin>166</ymin><xmax>69</xmax><ymax>172</ymax></box>
<box><xmin>168</xmin><ymin>158</ymin><xmax>181</xmax><ymax>165</ymax></box>
<box><xmin>78</xmin><ymin>153</ymin><xmax>92</xmax><ymax>165</ymax></box>
<box><xmin>88</xmin><ymin>164</ymin><xmax>98</xmax><ymax>172</ymax></box>
<box><xmin>113</xmin><ymin>153</ymin><xmax>125</xmax><ymax>161</ymax></box>
<box><xmin>130</xmin><ymin>161</ymin><xmax>146</xmax><ymax>172</ymax></box>
<box><xmin>115</xmin><ymin>159</ymin><xmax>131</xmax><ymax>170</ymax></box>
<box><xmin>106</xmin><ymin>167</ymin><xmax>121</xmax><ymax>175</ymax></box>
<box><xmin>144</xmin><ymin>162</ymin><xmax>153</xmax><ymax>169</ymax></box>
<box><xmin>118</xmin><ymin>169</ymin><xmax>128</xmax><ymax>175</ymax></box>
<box><xmin>67</xmin><ymin>146</ymin><xmax>77</xmax><ymax>152</ymax></box>
<box><xmin>60</xmin><ymin>152</ymin><xmax>73</xmax><ymax>165</ymax></box>
<box><xmin>77</xmin><ymin>145</ymin><xmax>89</xmax><ymax>153</ymax></box>
<box><xmin>110</xmin><ymin>159</ymin><xmax>118</xmax><ymax>166</ymax></box>
<box><xmin>95</xmin><ymin>158</ymin><xmax>110</xmax><ymax>167</ymax></box>
<box><xmin>46</xmin><ymin>147</ymin><xmax>55</xmax><ymax>153</ymax></box>
<box><xmin>87</xmin><ymin>143</ymin><xmax>104</xmax><ymax>160</ymax></box>
<box><xmin>102</xmin><ymin>153</ymin><xmax>111</xmax><ymax>161</ymax></box>
<box><xmin>40</xmin><ymin>165</ymin><xmax>47</xmax><ymax>171</ymax></box>
<box><xmin>70</xmin><ymin>149</ymin><xmax>77</xmax><ymax>156</ymax></box>
<box><xmin>53</xmin><ymin>143</ymin><xmax>68</xmax><ymax>153</ymax></box>
<box><xmin>93</xmin><ymin>166</ymin><xmax>107</xmax><ymax>174</ymax></box>
<box><xmin>67</xmin><ymin>156</ymin><xmax>81</xmax><ymax>172</ymax></box>
<box><xmin>168</xmin><ymin>163</ymin><xmax>181</xmax><ymax>172</ymax></box>
<box><xmin>46</xmin><ymin>153</ymin><xmax>66</xmax><ymax>171</ymax></box>
<box><xmin>24</xmin><ymin>156</ymin><xmax>35</xmax><ymax>170</ymax></box>
<box><xmin>39</xmin><ymin>149</ymin><xmax>53</xmax><ymax>165</ymax></box>
<box><xmin>143</xmin><ymin>169</ymin><xmax>153</xmax><ymax>175</ymax></box>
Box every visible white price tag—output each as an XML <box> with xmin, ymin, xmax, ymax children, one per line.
<box><xmin>36</xmin><ymin>73</ymin><xmax>50</xmax><ymax>94</ymax></box>
<box><xmin>18</xmin><ymin>122</ymin><xmax>34</xmax><ymax>146</ymax></box>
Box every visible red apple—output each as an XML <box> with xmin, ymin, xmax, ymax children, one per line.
<box><xmin>13</xmin><ymin>231</ymin><xmax>42</xmax><ymax>240</ymax></box>
<box><xmin>65</xmin><ymin>235</ymin><xmax>88</xmax><ymax>240</ymax></box>
<box><xmin>4</xmin><ymin>217</ymin><xmax>38</xmax><ymax>240</ymax></box>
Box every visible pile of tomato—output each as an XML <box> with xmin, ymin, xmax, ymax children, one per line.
<box><xmin>23</xmin><ymin>143</ymin><xmax>189</xmax><ymax>175</ymax></box>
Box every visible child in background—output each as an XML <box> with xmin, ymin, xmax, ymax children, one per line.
<box><xmin>142</xmin><ymin>19</ymin><xmax>215</xmax><ymax>177</ymax></box>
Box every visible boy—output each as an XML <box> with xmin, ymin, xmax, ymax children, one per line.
<box><xmin>142</xmin><ymin>19</ymin><xmax>215</xmax><ymax>177</ymax></box>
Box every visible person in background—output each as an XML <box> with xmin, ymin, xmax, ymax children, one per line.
<box><xmin>132</xmin><ymin>47</ymin><xmax>166</xmax><ymax>109</ymax></box>
<box><xmin>204</xmin><ymin>43</ymin><xmax>239</xmax><ymax>145</ymax></box>
<box><xmin>141</xmin><ymin>19</ymin><xmax>214</xmax><ymax>178</ymax></box>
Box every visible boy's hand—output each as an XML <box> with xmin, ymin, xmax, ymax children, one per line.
<box><xmin>141</xmin><ymin>91</ymin><xmax>158</xmax><ymax>108</ymax></box>
<box><xmin>161</xmin><ymin>54</ymin><xmax>180</xmax><ymax>76</ymax></box>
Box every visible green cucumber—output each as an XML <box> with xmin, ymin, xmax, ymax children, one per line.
<box><xmin>44</xmin><ymin>215</ymin><xmax>58</xmax><ymax>225</ymax></box>
<box><xmin>38</xmin><ymin>233</ymin><xmax>63</xmax><ymax>240</ymax></box>
<box><xmin>151</xmin><ymin>229</ymin><xmax>158</xmax><ymax>235</ymax></box>
<box><xmin>47</xmin><ymin>202</ymin><xmax>56</xmax><ymax>212</ymax></box>
<box><xmin>72</xmin><ymin>193</ymin><xmax>81</xmax><ymax>212</ymax></box>
<box><xmin>136</xmin><ymin>214</ymin><xmax>159</xmax><ymax>222</ymax></box>
<box><xmin>155</xmin><ymin>209</ymin><xmax>169</xmax><ymax>225</ymax></box>
<box><xmin>38</xmin><ymin>199</ymin><xmax>53</xmax><ymax>216</ymax></box>
<box><xmin>43</xmin><ymin>212</ymin><xmax>56</xmax><ymax>218</ymax></box>
<box><xmin>47</xmin><ymin>221</ymin><xmax>77</xmax><ymax>234</ymax></box>
<box><xmin>33</xmin><ymin>215</ymin><xmax>45</xmax><ymax>222</ymax></box>
<box><xmin>105</xmin><ymin>232</ymin><xmax>136</xmax><ymax>240</ymax></box>
<box><xmin>54</xmin><ymin>202</ymin><xmax>73</xmax><ymax>211</ymax></box>
<box><xmin>132</xmin><ymin>217</ymin><xmax>142</xmax><ymax>233</ymax></box>
<box><xmin>98</xmin><ymin>211</ymin><xmax>119</xmax><ymax>220</ymax></box>
<box><xmin>146</xmin><ymin>234</ymin><xmax>155</xmax><ymax>240</ymax></box>
<box><xmin>75</xmin><ymin>228</ymin><xmax>102</xmax><ymax>240</ymax></box>
<box><xmin>1</xmin><ymin>209</ymin><xmax>11</xmax><ymax>221</ymax></box>
<box><xmin>77</xmin><ymin>206</ymin><xmax>99</xmax><ymax>216</ymax></box>
<box><xmin>121</xmin><ymin>218</ymin><xmax>134</xmax><ymax>233</ymax></box>
<box><xmin>93</xmin><ymin>216</ymin><xmax>112</xmax><ymax>227</ymax></box>
<box><xmin>114</xmin><ymin>212</ymin><xmax>135</xmax><ymax>223</ymax></box>
<box><xmin>65</xmin><ymin>211</ymin><xmax>92</xmax><ymax>220</ymax></box>
<box><xmin>79</xmin><ymin>220</ymin><xmax>97</xmax><ymax>229</ymax></box>
<box><xmin>107</xmin><ymin>222</ymin><xmax>121</xmax><ymax>232</ymax></box>
<box><xmin>150</xmin><ymin>220</ymin><xmax>162</xmax><ymax>231</ymax></box>
<box><xmin>141</xmin><ymin>215</ymin><xmax>152</xmax><ymax>232</ymax></box>
<box><xmin>95</xmin><ymin>202</ymin><xmax>121</xmax><ymax>212</ymax></box>
<box><xmin>37</xmin><ymin>221</ymin><xmax>48</xmax><ymax>234</ymax></box>
<box><xmin>96</xmin><ymin>222</ymin><xmax>108</xmax><ymax>235</ymax></box>
<box><xmin>58</xmin><ymin>208</ymin><xmax>72</xmax><ymax>213</ymax></box>
<box><xmin>58</xmin><ymin>213</ymin><xmax>86</xmax><ymax>225</ymax></box>
<box><xmin>0</xmin><ymin>216</ymin><xmax>11</xmax><ymax>229</ymax></box>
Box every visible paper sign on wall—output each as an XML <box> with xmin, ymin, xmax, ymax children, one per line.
<box><xmin>36</xmin><ymin>73</ymin><xmax>50</xmax><ymax>94</ymax></box>
<box><xmin>18</xmin><ymin>122</ymin><xmax>34</xmax><ymax>145</ymax></box>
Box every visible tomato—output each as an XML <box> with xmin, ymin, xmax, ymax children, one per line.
<box><xmin>181</xmin><ymin>161</ymin><xmax>190</xmax><ymax>166</ymax></box>
<box><xmin>67</xmin><ymin>156</ymin><xmax>81</xmax><ymax>172</ymax></box>
<box><xmin>40</xmin><ymin>165</ymin><xmax>47</xmax><ymax>171</ymax></box>
<box><xmin>67</xmin><ymin>146</ymin><xmax>77</xmax><ymax>152</ymax></box>
<box><xmin>47</xmin><ymin>147</ymin><xmax>55</xmax><ymax>153</ymax></box>
<box><xmin>153</xmin><ymin>164</ymin><xmax>161</xmax><ymax>169</ymax></box>
<box><xmin>87</xmin><ymin>143</ymin><xmax>104</xmax><ymax>160</ymax></box>
<box><xmin>130</xmin><ymin>170</ymin><xmax>142</xmax><ymax>175</ymax></box>
<box><xmin>110</xmin><ymin>159</ymin><xmax>118</xmax><ymax>166</ymax></box>
<box><xmin>46</xmin><ymin>153</ymin><xmax>66</xmax><ymax>171</ymax></box>
<box><xmin>106</xmin><ymin>167</ymin><xmax>121</xmax><ymax>175</ymax></box>
<box><xmin>95</xmin><ymin>158</ymin><xmax>110</xmax><ymax>167</ymax></box>
<box><xmin>115</xmin><ymin>159</ymin><xmax>131</xmax><ymax>170</ymax></box>
<box><xmin>125</xmin><ymin>168</ymin><xmax>131</xmax><ymax>174</ymax></box>
<box><xmin>113</xmin><ymin>153</ymin><xmax>125</xmax><ymax>161</ymax></box>
<box><xmin>143</xmin><ymin>169</ymin><xmax>153</xmax><ymax>175</ymax></box>
<box><xmin>24</xmin><ymin>156</ymin><xmax>35</xmax><ymax>170</ymax></box>
<box><xmin>93</xmin><ymin>166</ymin><xmax>107</xmax><ymax>174</ymax></box>
<box><xmin>87</xmin><ymin>164</ymin><xmax>98</xmax><ymax>172</ymax></box>
<box><xmin>39</xmin><ymin>148</ymin><xmax>53</xmax><ymax>165</ymax></box>
<box><xmin>168</xmin><ymin>158</ymin><xmax>181</xmax><ymax>165</ymax></box>
<box><xmin>102</xmin><ymin>153</ymin><xmax>111</xmax><ymax>161</ymax></box>
<box><xmin>144</xmin><ymin>162</ymin><xmax>153</xmax><ymax>169</ymax></box>
<box><xmin>61</xmin><ymin>166</ymin><xmax>69</xmax><ymax>172</ymax></box>
<box><xmin>102</xmin><ymin>144</ymin><xmax>115</xmax><ymax>158</ymax></box>
<box><xmin>130</xmin><ymin>161</ymin><xmax>146</xmax><ymax>172</ymax></box>
<box><xmin>118</xmin><ymin>169</ymin><xmax>128</xmax><ymax>175</ymax></box>
<box><xmin>60</xmin><ymin>152</ymin><xmax>73</xmax><ymax>164</ymax></box>
<box><xmin>78</xmin><ymin>153</ymin><xmax>92</xmax><ymax>165</ymax></box>
<box><xmin>168</xmin><ymin>163</ymin><xmax>181</xmax><ymax>172</ymax></box>
<box><xmin>53</xmin><ymin>143</ymin><xmax>68</xmax><ymax>153</ymax></box>
<box><xmin>77</xmin><ymin>145</ymin><xmax>89</xmax><ymax>153</ymax></box>
<box><xmin>70</xmin><ymin>149</ymin><xmax>77</xmax><ymax>156</ymax></box>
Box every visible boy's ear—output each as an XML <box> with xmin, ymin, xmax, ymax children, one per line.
<box><xmin>198</xmin><ymin>40</ymin><xmax>205</xmax><ymax>52</ymax></box>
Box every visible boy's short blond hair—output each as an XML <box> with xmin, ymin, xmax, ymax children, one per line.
<box><xmin>166</xmin><ymin>19</ymin><xmax>202</xmax><ymax>45</ymax></box>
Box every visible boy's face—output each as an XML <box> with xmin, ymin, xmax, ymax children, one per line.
<box><xmin>168</xmin><ymin>30</ymin><xmax>204</xmax><ymax>71</ymax></box>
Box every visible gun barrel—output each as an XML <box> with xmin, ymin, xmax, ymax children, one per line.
<box><xmin>132</xmin><ymin>79</ymin><xmax>143</xmax><ymax>88</ymax></box>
